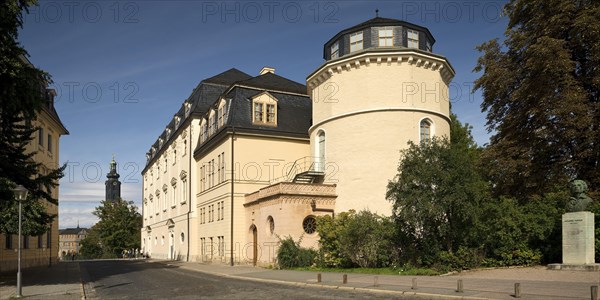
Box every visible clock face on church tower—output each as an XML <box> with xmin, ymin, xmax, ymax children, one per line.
<box><xmin>113</xmin><ymin>182</ymin><xmax>117</xmax><ymax>186</ymax></box>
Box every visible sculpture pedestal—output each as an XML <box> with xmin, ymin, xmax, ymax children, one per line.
<box><xmin>548</xmin><ymin>211</ymin><xmax>598</xmax><ymax>271</ymax></box>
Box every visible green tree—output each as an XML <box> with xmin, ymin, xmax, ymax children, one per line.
<box><xmin>0</xmin><ymin>0</ymin><xmax>66</xmax><ymax>235</ymax></box>
<box><xmin>386</xmin><ymin>115</ymin><xmax>488</xmax><ymax>266</ymax></box>
<box><xmin>79</xmin><ymin>198</ymin><xmax>142</xmax><ymax>258</ymax></box>
<box><xmin>474</xmin><ymin>0</ymin><xmax>600</xmax><ymax>198</ymax></box>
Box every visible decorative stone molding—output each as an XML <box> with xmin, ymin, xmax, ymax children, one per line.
<box><xmin>245</xmin><ymin>182</ymin><xmax>337</xmax><ymax>206</ymax></box>
<box><xmin>307</xmin><ymin>50</ymin><xmax>455</xmax><ymax>88</ymax></box>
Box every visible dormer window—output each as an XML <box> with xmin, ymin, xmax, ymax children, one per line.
<box><xmin>184</xmin><ymin>102</ymin><xmax>191</xmax><ymax>117</ymax></box>
<box><xmin>202</xmin><ymin>121</ymin><xmax>208</xmax><ymax>142</ymax></box>
<box><xmin>408</xmin><ymin>29</ymin><xmax>419</xmax><ymax>49</ymax></box>
<box><xmin>175</xmin><ymin>116</ymin><xmax>180</xmax><ymax>128</ymax></box>
<box><xmin>330</xmin><ymin>41</ymin><xmax>339</xmax><ymax>59</ymax></box>
<box><xmin>426</xmin><ymin>40</ymin><xmax>431</xmax><ymax>52</ymax></box>
<box><xmin>252</xmin><ymin>92</ymin><xmax>277</xmax><ymax>126</ymax></box>
<box><xmin>350</xmin><ymin>31</ymin><xmax>363</xmax><ymax>52</ymax></box>
<box><xmin>218</xmin><ymin>103</ymin><xmax>225</xmax><ymax>127</ymax></box>
<box><xmin>378</xmin><ymin>27</ymin><xmax>393</xmax><ymax>47</ymax></box>
<box><xmin>208</xmin><ymin>111</ymin><xmax>215</xmax><ymax>135</ymax></box>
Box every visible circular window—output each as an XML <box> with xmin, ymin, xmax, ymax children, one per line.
<box><xmin>302</xmin><ymin>216</ymin><xmax>317</xmax><ymax>234</ymax></box>
<box><xmin>180</xmin><ymin>232</ymin><xmax>185</xmax><ymax>243</ymax></box>
<box><xmin>267</xmin><ymin>216</ymin><xmax>275</xmax><ymax>236</ymax></box>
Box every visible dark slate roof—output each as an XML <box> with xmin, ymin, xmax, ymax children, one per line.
<box><xmin>193</xmin><ymin>73</ymin><xmax>311</xmax><ymax>157</ymax></box>
<box><xmin>323</xmin><ymin>17</ymin><xmax>436</xmax><ymax>59</ymax></box>
<box><xmin>203</xmin><ymin>68</ymin><xmax>253</xmax><ymax>86</ymax></box>
<box><xmin>235</xmin><ymin>72</ymin><xmax>307</xmax><ymax>95</ymax></box>
<box><xmin>59</xmin><ymin>227</ymin><xmax>87</xmax><ymax>235</ymax></box>
<box><xmin>144</xmin><ymin>69</ymin><xmax>252</xmax><ymax>172</ymax></box>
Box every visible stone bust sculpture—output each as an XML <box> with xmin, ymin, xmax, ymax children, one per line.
<box><xmin>566</xmin><ymin>180</ymin><xmax>593</xmax><ymax>212</ymax></box>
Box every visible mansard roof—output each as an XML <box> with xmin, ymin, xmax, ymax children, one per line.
<box><xmin>144</xmin><ymin>68</ymin><xmax>252</xmax><ymax>172</ymax></box>
<box><xmin>193</xmin><ymin>72</ymin><xmax>311</xmax><ymax>158</ymax></box>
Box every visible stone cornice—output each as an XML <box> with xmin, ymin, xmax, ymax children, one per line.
<box><xmin>307</xmin><ymin>50</ymin><xmax>455</xmax><ymax>88</ymax></box>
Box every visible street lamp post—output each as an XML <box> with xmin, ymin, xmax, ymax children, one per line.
<box><xmin>12</xmin><ymin>185</ymin><xmax>28</xmax><ymax>298</ymax></box>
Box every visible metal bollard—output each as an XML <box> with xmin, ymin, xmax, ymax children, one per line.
<box><xmin>514</xmin><ymin>283</ymin><xmax>521</xmax><ymax>298</ymax></box>
<box><xmin>342</xmin><ymin>274</ymin><xmax>347</xmax><ymax>284</ymax></box>
<box><xmin>374</xmin><ymin>276</ymin><xmax>378</xmax><ymax>287</ymax></box>
<box><xmin>456</xmin><ymin>279</ymin><xmax>463</xmax><ymax>293</ymax></box>
<box><xmin>592</xmin><ymin>285</ymin><xmax>598</xmax><ymax>300</ymax></box>
<box><xmin>317</xmin><ymin>273</ymin><xmax>321</xmax><ymax>283</ymax></box>
<box><xmin>412</xmin><ymin>278</ymin><xmax>417</xmax><ymax>290</ymax></box>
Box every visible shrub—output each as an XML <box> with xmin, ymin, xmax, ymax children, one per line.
<box><xmin>276</xmin><ymin>236</ymin><xmax>316</xmax><ymax>269</ymax></box>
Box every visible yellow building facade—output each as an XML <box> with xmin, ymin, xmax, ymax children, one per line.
<box><xmin>141</xmin><ymin>17</ymin><xmax>454</xmax><ymax>266</ymax></box>
<box><xmin>0</xmin><ymin>88</ymin><xmax>69</xmax><ymax>272</ymax></box>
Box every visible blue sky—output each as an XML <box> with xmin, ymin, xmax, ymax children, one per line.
<box><xmin>18</xmin><ymin>0</ymin><xmax>508</xmax><ymax>229</ymax></box>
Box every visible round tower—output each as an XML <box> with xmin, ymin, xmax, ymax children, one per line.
<box><xmin>307</xmin><ymin>17</ymin><xmax>455</xmax><ymax>214</ymax></box>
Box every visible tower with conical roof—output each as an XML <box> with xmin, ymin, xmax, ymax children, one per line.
<box><xmin>306</xmin><ymin>14</ymin><xmax>455</xmax><ymax>214</ymax></box>
<box><xmin>105</xmin><ymin>155</ymin><xmax>121</xmax><ymax>202</ymax></box>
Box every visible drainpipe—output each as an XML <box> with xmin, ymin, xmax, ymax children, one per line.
<box><xmin>186</xmin><ymin>124</ymin><xmax>192</xmax><ymax>262</ymax></box>
<box><xmin>230</xmin><ymin>127</ymin><xmax>235</xmax><ymax>266</ymax></box>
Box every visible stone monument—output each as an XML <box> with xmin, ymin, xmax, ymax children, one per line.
<box><xmin>548</xmin><ymin>180</ymin><xmax>598</xmax><ymax>270</ymax></box>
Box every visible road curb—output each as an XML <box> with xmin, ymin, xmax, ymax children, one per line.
<box><xmin>161</xmin><ymin>262</ymin><xmax>488</xmax><ymax>300</ymax></box>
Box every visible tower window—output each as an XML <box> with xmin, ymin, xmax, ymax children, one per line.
<box><xmin>408</xmin><ymin>29</ymin><xmax>419</xmax><ymax>49</ymax></box>
<box><xmin>350</xmin><ymin>31</ymin><xmax>363</xmax><ymax>52</ymax></box>
<box><xmin>420</xmin><ymin>119</ymin><xmax>432</xmax><ymax>143</ymax></box>
<box><xmin>378</xmin><ymin>28</ymin><xmax>393</xmax><ymax>47</ymax></box>
<box><xmin>330</xmin><ymin>41</ymin><xmax>339</xmax><ymax>59</ymax></box>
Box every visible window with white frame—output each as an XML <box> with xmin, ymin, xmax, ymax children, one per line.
<box><xmin>200</xmin><ymin>165</ymin><xmax>205</xmax><ymax>192</ymax></box>
<box><xmin>208</xmin><ymin>114</ymin><xmax>215</xmax><ymax>135</ymax></box>
<box><xmin>217</xmin><ymin>202</ymin><xmax>221</xmax><ymax>221</ymax></box>
<box><xmin>181</xmin><ymin>178</ymin><xmax>187</xmax><ymax>204</ymax></box>
<box><xmin>171</xmin><ymin>181</ymin><xmax>176</xmax><ymax>208</ymax></box>
<box><xmin>218</xmin><ymin>103</ymin><xmax>226</xmax><ymax>127</ymax></box>
<box><xmin>210</xmin><ymin>159</ymin><xmax>215</xmax><ymax>187</ymax></box>
<box><xmin>408</xmin><ymin>29</ymin><xmax>419</xmax><ymax>49</ymax></box>
<box><xmin>350</xmin><ymin>31</ymin><xmax>363</xmax><ymax>52</ymax></box>
<box><xmin>330</xmin><ymin>41</ymin><xmax>339</xmax><ymax>59</ymax></box>
<box><xmin>252</xmin><ymin>96</ymin><xmax>277</xmax><ymax>125</ymax></box>
<box><xmin>378</xmin><ymin>27</ymin><xmax>393</xmax><ymax>47</ymax></box>
<box><xmin>162</xmin><ymin>187</ymin><xmax>167</xmax><ymax>211</ymax></box>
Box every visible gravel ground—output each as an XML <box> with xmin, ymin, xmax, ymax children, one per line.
<box><xmin>452</xmin><ymin>266</ymin><xmax>598</xmax><ymax>283</ymax></box>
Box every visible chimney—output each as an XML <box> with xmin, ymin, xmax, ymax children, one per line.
<box><xmin>259</xmin><ymin>66</ymin><xmax>275</xmax><ymax>75</ymax></box>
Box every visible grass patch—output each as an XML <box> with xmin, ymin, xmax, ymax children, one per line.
<box><xmin>290</xmin><ymin>266</ymin><xmax>440</xmax><ymax>276</ymax></box>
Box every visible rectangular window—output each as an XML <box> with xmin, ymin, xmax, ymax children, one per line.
<box><xmin>208</xmin><ymin>116</ymin><xmax>214</xmax><ymax>135</ymax></box>
<box><xmin>38</xmin><ymin>127</ymin><xmax>44</xmax><ymax>146</ymax></box>
<box><xmin>254</xmin><ymin>103</ymin><xmax>263</xmax><ymax>122</ymax></box>
<box><xmin>200</xmin><ymin>165</ymin><xmax>205</xmax><ymax>191</ymax></box>
<box><xmin>38</xmin><ymin>234</ymin><xmax>43</xmax><ymax>248</ymax></box>
<box><xmin>181</xmin><ymin>179</ymin><xmax>187</xmax><ymax>204</ymax></box>
<box><xmin>408</xmin><ymin>29</ymin><xmax>419</xmax><ymax>49</ymax></box>
<box><xmin>220</xmin><ymin>201</ymin><xmax>225</xmax><ymax>220</ymax></box>
<box><xmin>210</xmin><ymin>159</ymin><xmax>215</xmax><ymax>187</ymax></box>
<box><xmin>266</xmin><ymin>104</ymin><xmax>276</xmax><ymax>123</ymax></box>
<box><xmin>171</xmin><ymin>185</ymin><xmax>176</xmax><ymax>208</ymax></box>
<box><xmin>212</xmin><ymin>115</ymin><xmax>218</xmax><ymax>134</ymax></box>
<box><xmin>47</xmin><ymin>228</ymin><xmax>51</xmax><ymax>248</ymax></box>
<box><xmin>378</xmin><ymin>28</ymin><xmax>393</xmax><ymax>47</ymax></box>
<box><xmin>217</xmin><ymin>202</ymin><xmax>221</xmax><ymax>221</ymax></box>
<box><xmin>5</xmin><ymin>234</ymin><xmax>12</xmax><ymax>249</ymax></box>
<box><xmin>220</xmin><ymin>152</ymin><xmax>225</xmax><ymax>182</ymax></box>
<box><xmin>218</xmin><ymin>106</ymin><xmax>226</xmax><ymax>127</ymax></box>
<box><xmin>23</xmin><ymin>236</ymin><xmax>29</xmax><ymax>249</ymax></box>
<box><xmin>330</xmin><ymin>42</ymin><xmax>339</xmax><ymax>59</ymax></box>
<box><xmin>200</xmin><ymin>238</ymin><xmax>205</xmax><ymax>257</ymax></box>
<box><xmin>163</xmin><ymin>191</ymin><xmax>167</xmax><ymax>211</ymax></box>
<box><xmin>217</xmin><ymin>154</ymin><xmax>221</xmax><ymax>183</ymax></box>
<box><xmin>47</xmin><ymin>134</ymin><xmax>53</xmax><ymax>153</ymax></box>
<box><xmin>426</xmin><ymin>40</ymin><xmax>431</xmax><ymax>52</ymax></box>
<box><xmin>350</xmin><ymin>31</ymin><xmax>363</xmax><ymax>52</ymax></box>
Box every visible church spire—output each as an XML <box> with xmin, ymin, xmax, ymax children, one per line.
<box><xmin>105</xmin><ymin>155</ymin><xmax>121</xmax><ymax>202</ymax></box>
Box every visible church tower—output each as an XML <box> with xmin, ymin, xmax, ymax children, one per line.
<box><xmin>105</xmin><ymin>156</ymin><xmax>121</xmax><ymax>202</ymax></box>
<box><xmin>307</xmin><ymin>15</ymin><xmax>455</xmax><ymax>214</ymax></box>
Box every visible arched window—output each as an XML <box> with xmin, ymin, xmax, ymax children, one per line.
<box><xmin>316</xmin><ymin>131</ymin><xmax>325</xmax><ymax>172</ymax></box>
<box><xmin>420</xmin><ymin>119</ymin><xmax>432</xmax><ymax>143</ymax></box>
<box><xmin>420</xmin><ymin>119</ymin><xmax>431</xmax><ymax>143</ymax></box>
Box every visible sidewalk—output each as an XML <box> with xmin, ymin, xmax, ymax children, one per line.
<box><xmin>0</xmin><ymin>262</ymin><xmax>83</xmax><ymax>300</ymax></box>
<box><xmin>158</xmin><ymin>260</ymin><xmax>599</xmax><ymax>300</ymax></box>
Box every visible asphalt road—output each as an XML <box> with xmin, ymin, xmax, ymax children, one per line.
<box><xmin>80</xmin><ymin>260</ymin><xmax>403</xmax><ymax>299</ymax></box>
